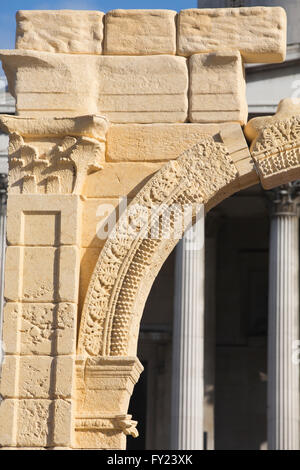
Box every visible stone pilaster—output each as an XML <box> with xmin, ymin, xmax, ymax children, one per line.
<box><xmin>267</xmin><ymin>183</ymin><xmax>300</xmax><ymax>450</ymax></box>
<box><xmin>0</xmin><ymin>115</ymin><xmax>109</xmax><ymax>449</ymax></box>
<box><xmin>171</xmin><ymin>213</ymin><xmax>205</xmax><ymax>450</ymax></box>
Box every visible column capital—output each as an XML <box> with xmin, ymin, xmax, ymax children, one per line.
<box><xmin>0</xmin><ymin>114</ymin><xmax>109</xmax><ymax>195</ymax></box>
<box><xmin>267</xmin><ymin>182</ymin><xmax>300</xmax><ymax>217</ymax></box>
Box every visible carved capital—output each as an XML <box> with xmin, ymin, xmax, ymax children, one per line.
<box><xmin>0</xmin><ymin>114</ymin><xmax>109</xmax><ymax>195</ymax></box>
<box><xmin>267</xmin><ymin>182</ymin><xmax>300</xmax><ymax>216</ymax></box>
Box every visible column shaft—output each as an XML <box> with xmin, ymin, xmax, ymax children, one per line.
<box><xmin>171</xmin><ymin>217</ymin><xmax>205</xmax><ymax>450</ymax></box>
<box><xmin>268</xmin><ymin>211</ymin><xmax>300</xmax><ymax>450</ymax></box>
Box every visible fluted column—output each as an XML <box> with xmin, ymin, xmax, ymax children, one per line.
<box><xmin>171</xmin><ymin>213</ymin><xmax>205</xmax><ymax>450</ymax></box>
<box><xmin>268</xmin><ymin>184</ymin><xmax>300</xmax><ymax>450</ymax></box>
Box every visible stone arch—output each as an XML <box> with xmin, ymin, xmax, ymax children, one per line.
<box><xmin>78</xmin><ymin>112</ymin><xmax>300</xmax><ymax>360</ymax></box>
<box><xmin>78</xmin><ymin>136</ymin><xmax>242</xmax><ymax>357</ymax></box>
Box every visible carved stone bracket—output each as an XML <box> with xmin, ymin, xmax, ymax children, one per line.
<box><xmin>75</xmin><ymin>414</ymin><xmax>138</xmax><ymax>438</ymax></box>
<box><xmin>0</xmin><ymin>114</ymin><xmax>109</xmax><ymax>195</ymax></box>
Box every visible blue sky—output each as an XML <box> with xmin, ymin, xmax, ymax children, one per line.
<box><xmin>0</xmin><ymin>0</ymin><xmax>197</xmax><ymax>50</ymax></box>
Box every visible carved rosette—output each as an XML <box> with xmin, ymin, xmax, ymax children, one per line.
<box><xmin>0</xmin><ymin>114</ymin><xmax>109</xmax><ymax>195</ymax></box>
<box><xmin>78</xmin><ymin>137</ymin><xmax>239</xmax><ymax>358</ymax></box>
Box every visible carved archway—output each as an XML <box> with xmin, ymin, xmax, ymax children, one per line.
<box><xmin>78</xmin><ymin>136</ymin><xmax>241</xmax><ymax>357</ymax></box>
<box><xmin>78</xmin><ymin>111</ymin><xmax>300</xmax><ymax>357</ymax></box>
<box><xmin>75</xmin><ymin>111</ymin><xmax>300</xmax><ymax>449</ymax></box>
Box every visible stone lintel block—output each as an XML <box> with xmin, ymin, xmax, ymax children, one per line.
<box><xmin>104</xmin><ymin>9</ymin><xmax>176</xmax><ymax>55</ymax></box>
<box><xmin>189</xmin><ymin>51</ymin><xmax>248</xmax><ymax>125</ymax></box>
<box><xmin>0</xmin><ymin>50</ymin><xmax>188</xmax><ymax>123</ymax></box>
<box><xmin>5</xmin><ymin>246</ymin><xmax>79</xmax><ymax>302</ymax></box>
<box><xmin>107</xmin><ymin>122</ymin><xmax>247</xmax><ymax>162</ymax></box>
<box><xmin>0</xmin><ymin>398</ymin><xmax>73</xmax><ymax>447</ymax></box>
<box><xmin>16</xmin><ymin>10</ymin><xmax>104</xmax><ymax>54</ymax></box>
<box><xmin>3</xmin><ymin>302</ymin><xmax>77</xmax><ymax>355</ymax></box>
<box><xmin>6</xmin><ymin>194</ymin><xmax>82</xmax><ymax>246</ymax></box>
<box><xmin>177</xmin><ymin>7</ymin><xmax>287</xmax><ymax>63</ymax></box>
<box><xmin>0</xmin><ymin>356</ymin><xmax>74</xmax><ymax>399</ymax></box>
<box><xmin>82</xmin><ymin>162</ymin><xmax>163</xmax><ymax>198</ymax></box>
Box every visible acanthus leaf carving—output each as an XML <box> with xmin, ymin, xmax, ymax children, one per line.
<box><xmin>0</xmin><ymin>114</ymin><xmax>109</xmax><ymax>195</ymax></box>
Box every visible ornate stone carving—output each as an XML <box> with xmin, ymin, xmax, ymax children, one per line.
<box><xmin>244</xmin><ymin>99</ymin><xmax>300</xmax><ymax>189</ymax></box>
<box><xmin>0</xmin><ymin>115</ymin><xmax>109</xmax><ymax>195</ymax></box>
<box><xmin>75</xmin><ymin>414</ymin><xmax>138</xmax><ymax>438</ymax></box>
<box><xmin>78</xmin><ymin>137</ymin><xmax>239</xmax><ymax>357</ymax></box>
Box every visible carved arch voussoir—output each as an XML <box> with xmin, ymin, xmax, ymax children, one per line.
<box><xmin>249</xmin><ymin>115</ymin><xmax>300</xmax><ymax>190</ymax></box>
<box><xmin>77</xmin><ymin>137</ymin><xmax>241</xmax><ymax>358</ymax></box>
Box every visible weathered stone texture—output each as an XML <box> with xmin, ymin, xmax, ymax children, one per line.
<box><xmin>0</xmin><ymin>51</ymin><xmax>188</xmax><ymax>122</ymax></box>
<box><xmin>6</xmin><ymin>195</ymin><xmax>81</xmax><ymax>246</ymax></box>
<box><xmin>107</xmin><ymin>123</ymin><xmax>216</xmax><ymax>162</ymax></box>
<box><xmin>4</xmin><ymin>245</ymin><xmax>79</xmax><ymax>302</ymax></box>
<box><xmin>177</xmin><ymin>7</ymin><xmax>286</xmax><ymax>63</ymax></box>
<box><xmin>16</xmin><ymin>10</ymin><xmax>104</xmax><ymax>54</ymax></box>
<box><xmin>189</xmin><ymin>51</ymin><xmax>247</xmax><ymax>124</ymax></box>
<box><xmin>82</xmin><ymin>162</ymin><xmax>163</xmax><ymax>198</ymax></box>
<box><xmin>104</xmin><ymin>10</ymin><xmax>177</xmax><ymax>55</ymax></box>
<box><xmin>3</xmin><ymin>302</ymin><xmax>76</xmax><ymax>355</ymax></box>
<box><xmin>245</xmin><ymin>100</ymin><xmax>300</xmax><ymax>189</ymax></box>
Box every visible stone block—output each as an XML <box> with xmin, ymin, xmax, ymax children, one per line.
<box><xmin>0</xmin><ymin>399</ymin><xmax>15</xmax><ymax>446</ymax></box>
<box><xmin>0</xmin><ymin>396</ymin><xmax>73</xmax><ymax>447</ymax></box>
<box><xmin>104</xmin><ymin>9</ymin><xmax>176</xmax><ymax>55</ymax></box>
<box><xmin>189</xmin><ymin>51</ymin><xmax>248</xmax><ymax>124</ymax></box>
<box><xmin>59</xmin><ymin>246</ymin><xmax>80</xmax><ymax>302</ymax></box>
<box><xmin>0</xmin><ymin>356</ymin><xmax>74</xmax><ymax>399</ymax></box>
<box><xmin>177</xmin><ymin>7</ymin><xmax>286</xmax><ymax>63</ymax></box>
<box><xmin>1</xmin><ymin>51</ymin><xmax>188</xmax><ymax>123</ymax></box>
<box><xmin>107</xmin><ymin>123</ymin><xmax>234</xmax><ymax>162</ymax></box>
<box><xmin>6</xmin><ymin>398</ymin><xmax>73</xmax><ymax>447</ymax></box>
<box><xmin>97</xmin><ymin>55</ymin><xmax>188</xmax><ymax>123</ymax></box>
<box><xmin>4</xmin><ymin>246</ymin><xmax>79</xmax><ymax>302</ymax></box>
<box><xmin>82</xmin><ymin>162</ymin><xmax>163</xmax><ymax>198</ymax></box>
<box><xmin>6</xmin><ymin>195</ymin><xmax>81</xmax><ymax>246</ymax></box>
<box><xmin>81</xmin><ymin>198</ymin><xmax>129</xmax><ymax>248</ymax></box>
<box><xmin>79</xmin><ymin>248</ymin><xmax>102</xmax><ymax>313</ymax></box>
<box><xmin>16</xmin><ymin>10</ymin><xmax>104</xmax><ymax>54</ymax></box>
<box><xmin>3</xmin><ymin>302</ymin><xmax>77</xmax><ymax>355</ymax></box>
<box><xmin>52</xmin><ymin>399</ymin><xmax>73</xmax><ymax>447</ymax></box>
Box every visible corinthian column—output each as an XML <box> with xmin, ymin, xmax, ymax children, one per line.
<box><xmin>171</xmin><ymin>211</ymin><xmax>205</xmax><ymax>450</ymax></box>
<box><xmin>268</xmin><ymin>183</ymin><xmax>300</xmax><ymax>450</ymax></box>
